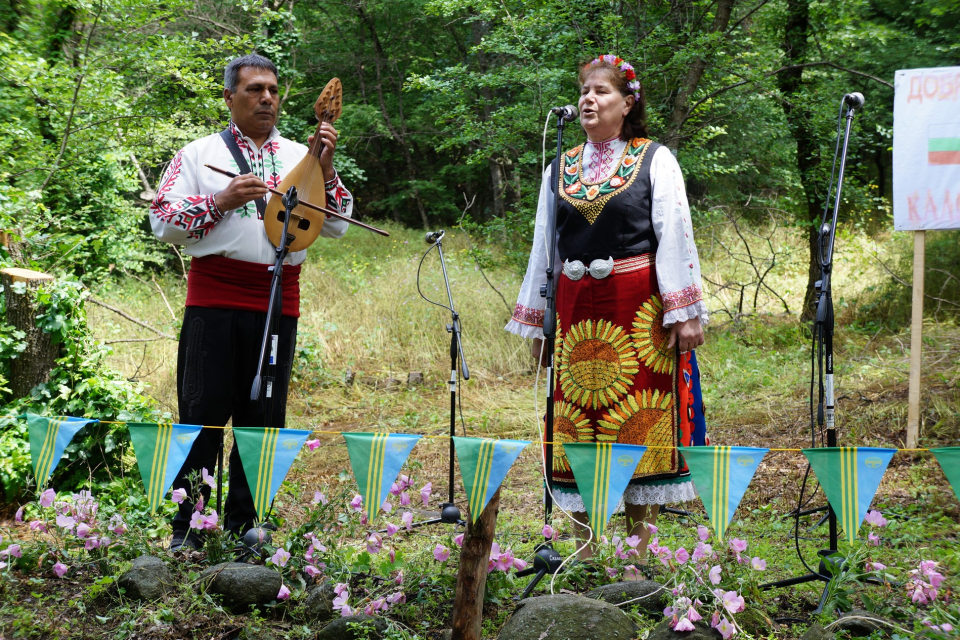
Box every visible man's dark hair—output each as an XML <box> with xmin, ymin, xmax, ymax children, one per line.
<box><xmin>224</xmin><ymin>54</ymin><xmax>278</xmax><ymax>92</ymax></box>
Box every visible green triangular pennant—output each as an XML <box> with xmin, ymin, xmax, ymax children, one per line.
<box><xmin>563</xmin><ymin>443</ymin><xmax>645</xmax><ymax>540</ymax></box>
<box><xmin>234</xmin><ymin>427</ymin><xmax>313</xmax><ymax>519</ymax></box>
<box><xmin>127</xmin><ymin>423</ymin><xmax>203</xmax><ymax>513</ymax></box>
<box><xmin>930</xmin><ymin>448</ymin><xmax>960</xmax><ymax>503</ymax></box>
<box><xmin>680</xmin><ymin>446</ymin><xmax>768</xmax><ymax>541</ymax></box>
<box><xmin>453</xmin><ymin>437</ymin><xmax>529</xmax><ymax>522</ymax></box>
<box><xmin>27</xmin><ymin>413</ymin><xmax>98</xmax><ymax>485</ymax></box>
<box><xmin>343</xmin><ymin>433</ymin><xmax>421</xmax><ymax>523</ymax></box>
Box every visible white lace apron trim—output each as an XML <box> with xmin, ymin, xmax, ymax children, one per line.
<box><xmin>551</xmin><ymin>479</ymin><xmax>697</xmax><ymax>513</ymax></box>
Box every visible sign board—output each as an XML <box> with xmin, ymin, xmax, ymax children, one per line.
<box><xmin>893</xmin><ymin>66</ymin><xmax>960</xmax><ymax>231</ymax></box>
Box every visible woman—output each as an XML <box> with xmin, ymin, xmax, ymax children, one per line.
<box><xmin>506</xmin><ymin>55</ymin><xmax>708</xmax><ymax>560</ymax></box>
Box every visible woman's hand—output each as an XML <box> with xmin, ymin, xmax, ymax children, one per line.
<box><xmin>530</xmin><ymin>337</ymin><xmax>549</xmax><ymax>367</ymax></box>
<box><xmin>666</xmin><ymin>317</ymin><xmax>704</xmax><ymax>353</ymax></box>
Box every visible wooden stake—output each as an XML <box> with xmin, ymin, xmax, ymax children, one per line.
<box><xmin>906</xmin><ymin>230</ymin><xmax>925</xmax><ymax>448</ymax></box>
<box><xmin>451</xmin><ymin>489</ymin><xmax>500</xmax><ymax>640</ymax></box>
<box><xmin>1</xmin><ymin>268</ymin><xmax>57</xmax><ymax>399</ymax></box>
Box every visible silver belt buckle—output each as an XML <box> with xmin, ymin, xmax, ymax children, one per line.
<box><xmin>563</xmin><ymin>256</ymin><xmax>614</xmax><ymax>280</ymax></box>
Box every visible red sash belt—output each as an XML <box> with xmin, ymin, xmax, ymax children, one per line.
<box><xmin>186</xmin><ymin>255</ymin><xmax>301</xmax><ymax>318</ymax></box>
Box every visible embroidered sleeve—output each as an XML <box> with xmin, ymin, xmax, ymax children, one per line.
<box><xmin>505</xmin><ymin>166</ymin><xmax>559</xmax><ymax>340</ymax></box>
<box><xmin>149</xmin><ymin>149</ymin><xmax>226</xmax><ymax>245</ymax></box>
<box><xmin>650</xmin><ymin>147</ymin><xmax>709</xmax><ymax>327</ymax></box>
<box><xmin>319</xmin><ymin>172</ymin><xmax>354</xmax><ymax>239</ymax></box>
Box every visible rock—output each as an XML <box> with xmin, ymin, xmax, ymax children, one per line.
<box><xmin>834</xmin><ymin>609</ymin><xmax>892</xmax><ymax>636</ymax></box>
<box><xmin>344</xmin><ymin>368</ymin><xmax>356</xmax><ymax>386</ymax></box>
<box><xmin>438</xmin><ymin>631</ymin><xmax>452</xmax><ymax>640</ymax></box>
<box><xmin>305</xmin><ymin>580</ymin><xmax>337</xmax><ymax>621</ymax></box>
<box><xmin>497</xmin><ymin>594</ymin><xmax>636</xmax><ymax>640</ymax></box>
<box><xmin>117</xmin><ymin>556</ymin><xmax>173</xmax><ymax>600</ymax></box>
<box><xmin>199</xmin><ymin>562</ymin><xmax>282</xmax><ymax>610</ymax></box>
<box><xmin>800</xmin><ymin>623</ymin><xmax>835</xmax><ymax>640</ymax></box>
<box><xmin>317</xmin><ymin>615</ymin><xmax>389</xmax><ymax>640</ymax></box>
<box><xmin>647</xmin><ymin>618</ymin><xmax>721</xmax><ymax>640</ymax></box>
<box><xmin>407</xmin><ymin>371</ymin><xmax>424</xmax><ymax>387</ymax></box>
<box><xmin>585</xmin><ymin>580</ymin><xmax>666</xmax><ymax>615</ymax></box>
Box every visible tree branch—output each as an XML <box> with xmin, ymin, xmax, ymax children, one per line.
<box><xmin>88</xmin><ymin>298</ymin><xmax>175</xmax><ymax>339</ymax></box>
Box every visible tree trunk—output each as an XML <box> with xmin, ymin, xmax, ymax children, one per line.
<box><xmin>450</xmin><ymin>488</ymin><xmax>501</xmax><ymax>640</ymax></box>
<box><xmin>2</xmin><ymin>268</ymin><xmax>57</xmax><ymax>398</ymax></box>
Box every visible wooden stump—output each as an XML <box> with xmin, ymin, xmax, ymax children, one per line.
<box><xmin>2</xmin><ymin>268</ymin><xmax>57</xmax><ymax>398</ymax></box>
<box><xmin>451</xmin><ymin>488</ymin><xmax>500</xmax><ymax>640</ymax></box>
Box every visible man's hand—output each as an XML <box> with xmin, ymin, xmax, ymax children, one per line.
<box><xmin>530</xmin><ymin>337</ymin><xmax>549</xmax><ymax>367</ymax></box>
<box><xmin>214</xmin><ymin>173</ymin><xmax>268</xmax><ymax>212</ymax></box>
<box><xmin>308</xmin><ymin>123</ymin><xmax>339</xmax><ymax>183</ymax></box>
<box><xmin>666</xmin><ymin>317</ymin><xmax>705</xmax><ymax>353</ymax></box>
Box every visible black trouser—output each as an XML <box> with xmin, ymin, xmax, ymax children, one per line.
<box><xmin>171</xmin><ymin>306</ymin><xmax>298</xmax><ymax>536</ymax></box>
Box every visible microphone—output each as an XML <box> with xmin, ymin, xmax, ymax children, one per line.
<box><xmin>425</xmin><ymin>229</ymin><xmax>445</xmax><ymax>244</ymax></box>
<box><xmin>843</xmin><ymin>92</ymin><xmax>864</xmax><ymax>110</ymax></box>
<box><xmin>550</xmin><ymin>105</ymin><xmax>579</xmax><ymax>122</ymax></box>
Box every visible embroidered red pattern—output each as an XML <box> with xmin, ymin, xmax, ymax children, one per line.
<box><xmin>149</xmin><ymin>151</ymin><xmax>224</xmax><ymax>240</ymax></box>
<box><xmin>583</xmin><ymin>139</ymin><xmax>617</xmax><ymax>183</ymax></box>
<box><xmin>511</xmin><ymin>303</ymin><xmax>545</xmax><ymax>327</ymax></box>
<box><xmin>662</xmin><ymin>284</ymin><xmax>703</xmax><ymax>313</ymax></box>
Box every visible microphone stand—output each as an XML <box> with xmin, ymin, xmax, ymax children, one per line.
<box><xmin>520</xmin><ymin>110</ymin><xmax>570</xmax><ymax>598</ymax></box>
<box><xmin>760</xmin><ymin>98</ymin><xmax>878</xmax><ymax>612</ymax></box>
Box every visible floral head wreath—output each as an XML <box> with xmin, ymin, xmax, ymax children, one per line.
<box><xmin>588</xmin><ymin>55</ymin><xmax>641</xmax><ymax>101</ymax></box>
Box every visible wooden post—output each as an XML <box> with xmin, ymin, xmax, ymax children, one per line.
<box><xmin>450</xmin><ymin>489</ymin><xmax>500</xmax><ymax>640</ymax></box>
<box><xmin>1</xmin><ymin>268</ymin><xmax>57</xmax><ymax>399</ymax></box>
<box><xmin>906</xmin><ymin>230</ymin><xmax>925</xmax><ymax>448</ymax></box>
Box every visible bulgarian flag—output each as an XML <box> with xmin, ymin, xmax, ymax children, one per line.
<box><xmin>929</xmin><ymin>123</ymin><xmax>960</xmax><ymax>165</ymax></box>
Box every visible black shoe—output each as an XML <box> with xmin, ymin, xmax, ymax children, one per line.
<box><xmin>169</xmin><ymin>530</ymin><xmax>204</xmax><ymax>552</ymax></box>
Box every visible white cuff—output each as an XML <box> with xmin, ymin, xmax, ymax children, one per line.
<box><xmin>504</xmin><ymin>319</ymin><xmax>544</xmax><ymax>340</ymax></box>
<box><xmin>663</xmin><ymin>300</ymin><xmax>709</xmax><ymax>327</ymax></box>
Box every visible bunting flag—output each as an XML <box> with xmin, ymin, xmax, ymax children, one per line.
<box><xmin>930</xmin><ymin>447</ymin><xmax>960</xmax><ymax>502</ymax></box>
<box><xmin>343</xmin><ymin>432</ymin><xmax>421</xmax><ymax>523</ymax></box>
<box><xmin>680</xmin><ymin>446</ymin><xmax>768</xmax><ymax>541</ymax></box>
<box><xmin>563</xmin><ymin>443</ymin><xmax>645</xmax><ymax>540</ymax></box>
<box><xmin>453</xmin><ymin>437</ymin><xmax>530</xmax><ymax>522</ymax></box>
<box><xmin>126</xmin><ymin>423</ymin><xmax>203</xmax><ymax>513</ymax></box>
<box><xmin>233</xmin><ymin>427</ymin><xmax>313</xmax><ymax>519</ymax></box>
<box><xmin>27</xmin><ymin>413</ymin><xmax>98</xmax><ymax>485</ymax></box>
<box><xmin>803</xmin><ymin>447</ymin><xmax>896</xmax><ymax>544</ymax></box>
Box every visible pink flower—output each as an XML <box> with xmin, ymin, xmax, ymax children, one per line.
<box><xmin>339</xmin><ymin>605</ymin><xmax>355</xmax><ymax>617</ymax></box>
<box><xmin>868</xmin><ymin>532</ymin><xmax>880</xmax><ymax>546</ymax></box>
<box><xmin>624</xmin><ymin>535</ymin><xmax>640</xmax><ymax>548</ymax></box>
<box><xmin>751</xmin><ymin>557</ymin><xmax>766</xmax><ymax>571</ymax></box>
<box><xmin>277</xmin><ymin>584</ymin><xmax>291</xmax><ymax>600</ymax></box>
<box><xmin>675</xmin><ymin>547</ymin><xmax>690</xmax><ymax>564</ymax></box>
<box><xmin>312</xmin><ymin>491</ymin><xmax>327</xmax><ymax>505</ymax></box>
<box><xmin>76</xmin><ymin>523</ymin><xmax>91</xmax><ymax>539</ymax></box>
<box><xmin>434</xmin><ymin>544</ymin><xmax>450</xmax><ymax>562</ymax></box>
<box><xmin>202</xmin><ymin>511</ymin><xmax>219</xmax><ymax>530</ymax></box>
<box><xmin>15</xmin><ymin>507</ymin><xmax>23</xmax><ymax>523</ymax></box>
<box><xmin>722</xmin><ymin>591</ymin><xmax>745</xmax><ymax>614</ymax></box>
<box><xmin>388</xmin><ymin>547</ymin><xmax>396</xmax><ymax>563</ymax></box>
<box><xmin>401</xmin><ymin>511</ymin><xmax>414</xmax><ymax>530</ymax></box>
<box><xmin>366</xmin><ymin>533</ymin><xmax>382</xmax><ymax>554</ymax></box>
<box><xmin>693</xmin><ymin>542</ymin><xmax>712</xmax><ymax>562</ymax></box>
<box><xmin>542</xmin><ymin>524</ymin><xmax>556</xmax><ymax>540</ymax></box>
<box><xmin>606</xmin><ymin>567</ymin><xmax>619</xmax><ymax>579</ymax></box>
<box><xmin>387</xmin><ymin>591</ymin><xmax>406</xmax><ymax>605</ymax></box>
<box><xmin>864</xmin><ymin>510</ymin><xmax>888</xmax><ymax>527</ymax></box>
<box><xmin>385</xmin><ymin>522</ymin><xmax>399</xmax><ymax>537</ymax></box>
<box><xmin>39</xmin><ymin>489</ymin><xmax>56</xmax><ymax>508</ymax></box>
<box><xmin>201</xmin><ymin>467</ymin><xmax>215</xmax><ymax>488</ymax></box>
<box><xmin>109</xmin><ymin>515</ymin><xmax>126</xmax><ymax>535</ymax></box>
<box><xmin>454</xmin><ymin>533</ymin><xmax>464</xmax><ymax>547</ymax></box>
<box><xmin>697</xmin><ymin>525</ymin><xmax>710</xmax><ymax>542</ymax></box>
<box><xmin>675</xmin><ymin>618</ymin><xmax>695</xmax><ymax>632</ymax></box>
<box><xmin>306</xmin><ymin>439</ymin><xmax>321</xmax><ymax>451</ymax></box>
<box><xmin>714</xmin><ymin>616</ymin><xmax>735</xmax><ymax>639</ymax></box>
<box><xmin>334</xmin><ymin>583</ymin><xmax>348</xmax><ymax>597</ymax></box>
<box><xmin>624</xmin><ymin>565</ymin><xmax>641</xmax><ymax>580</ymax></box>
<box><xmin>56</xmin><ymin>514</ymin><xmax>76</xmax><ymax>531</ymax></box>
<box><xmin>381</xmin><ymin>499</ymin><xmax>393</xmax><ymax>513</ymax></box>
<box><xmin>513</xmin><ymin>558</ymin><xmax>528</xmax><ymax>571</ymax></box>
<box><xmin>394</xmin><ymin>570</ymin><xmax>404</xmax><ymax>585</ymax></box>
<box><xmin>53</xmin><ymin>562</ymin><xmax>68</xmax><ymax>578</ymax></box>
<box><xmin>29</xmin><ymin>520</ymin><xmax>46</xmax><ymax>533</ymax></box>
<box><xmin>100</xmin><ymin>536</ymin><xmax>112</xmax><ymax>548</ymax></box>
<box><xmin>866</xmin><ymin>561</ymin><xmax>887</xmax><ymax>572</ymax></box>
<box><xmin>420</xmin><ymin>483</ymin><xmax>432</xmax><ymax>506</ymax></box>
<box><xmin>399</xmin><ymin>491</ymin><xmax>411</xmax><ymax>506</ymax></box>
<box><xmin>85</xmin><ymin>537</ymin><xmax>101</xmax><ymax>551</ymax></box>
<box><xmin>728</xmin><ymin>538</ymin><xmax>747</xmax><ymax>554</ymax></box>
<box><xmin>270</xmin><ymin>548</ymin><xmax>291</xmax><ymax>567</ymax></box>
<box><xmin>350</xmin><ymin>495</ymin><xmax>363</xmax><ymax>512</ymax></box>
<box><xmin>687</xmin><ymin>606</ymin><xmax>703</xmax><ymax>622</ymax></box>
<box><xmin>171</xmin><ymin>488</ymin><xmax>187</xmax><ymax>504</ymax></box>
<box><xmin>656</xmin><ymin>546</ymin><xmax>672</xmax><ymax>566</ymax></box>
<box><xmin>195</xmin><ymin>496</ymin><xmax>204</xmax><ymax>512</ymax></box>
<box><xmin>645</xmin><ymin>523</ymin><xmax>658</xmax><ymax>535</ymax></box>
<box><xmin>1</xmin><ymin>544</ymin><xmax>21</xmax><ymax>558</ymax></box>
<box><xmin>305</xmin><ymin>565</ymin><xmax>322</xmax><ymax>578</ymax></box>
<box><xmin>709</xmin><ymin>565</ymin><xmax>722</xmax><ymax>585</ymax></box>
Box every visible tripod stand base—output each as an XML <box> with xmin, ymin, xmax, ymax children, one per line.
<box><xmin>760</xmin><ymin>549</ymin><xmax>840</xmax><ymax>614</ymax></box>
<box><xmin>514</xmin><ymin>544</ymin><xmax>564</xmax><ymax>600</ymax></box>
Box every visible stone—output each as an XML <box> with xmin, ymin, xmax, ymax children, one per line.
<box><xmin>305</xmin><ymin>580</ymin><xmax>338</xmax><ymax>621</ymax></box>
<box><xmin>344</xmin><ymin>368</ymin><xmax>356</xmax><ymax>386</ymax></box>
<box><xmin>199</xmin><ymin>562</ymin><xmax>282</xmax><ymax>610</ymax></box>
<box><xmin>407</xmin><ymin>371</ymin><xmax>424</xmax><ymax>387</ymax></box>
<box><xmin>317</xmin><ymin>615</ymin><xmax>389</xmax><ymax>640</ymax></box>
<box><xmin>585</xmin><ymin>580</ymin><xmax>666</xmax><ymax>615</ymax></box>
<box><xmin>497</xmin><ymin>594</ymin><xmax>636</xmax><ymax>640</ymax></box>
<box><xmin>117</xmin><ymin>556</ymin><xmax>173</xmax><ymax>601</ymax></box>
<box><xmin>647</xmin><ymin>618</ymin><xmax>721</xmax><ymax>640</ymax></box>
<box><xmin>800</xmin><ymin>623</ymin><xmax>834</xmax><ymax>640</ymax></box>
<box><xmin>834</xmin><ymin>609</ymin><xmax>892</xmax><ymax>636</ymax></box>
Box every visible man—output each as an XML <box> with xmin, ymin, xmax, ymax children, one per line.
<box><xmin>150</xmin><ymin>53</ymin><xmax>352</xmax><ymax>550</ymax></box>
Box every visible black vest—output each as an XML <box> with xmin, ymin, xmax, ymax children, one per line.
<box><xmin>554</xmin><ymin>138</ymin><xmax>660</xmax><ymax>263</ymax></box>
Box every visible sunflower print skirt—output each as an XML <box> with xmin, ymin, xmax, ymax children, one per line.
<box><xmin>551</xmin><ymin>254</ymin><xmax>703</xmax><ymax>489</ymax></box>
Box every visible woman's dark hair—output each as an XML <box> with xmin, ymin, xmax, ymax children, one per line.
<box><xmin>578</xmin><ymin>61</ymin><xmax>648</xmax><ymax>141</ymax></box>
